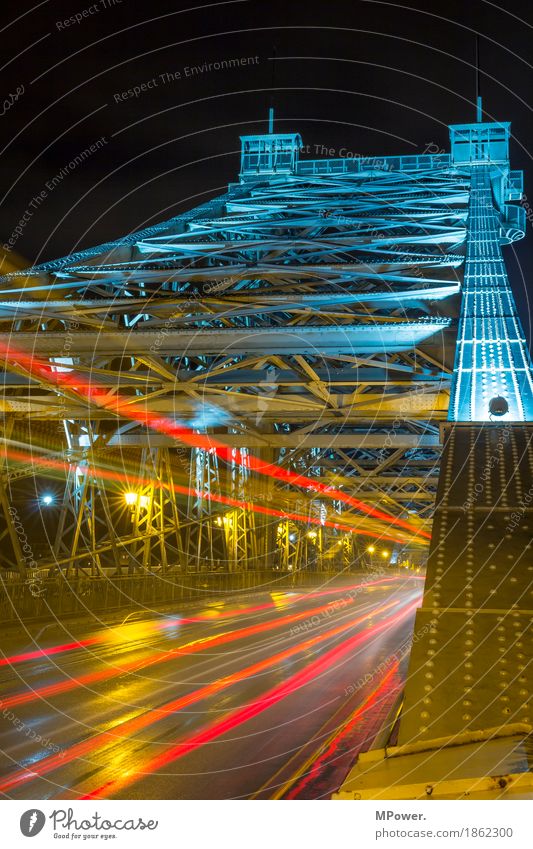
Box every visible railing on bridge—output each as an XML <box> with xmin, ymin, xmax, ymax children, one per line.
<box><xmin>296</xmin><ymin>153</ymin><xmax>451</xmax><ymax>177</ymax></box>
<box><xmin>0</xmin><ymin>568</ymin><xmax>407</xmax><ymax>623</ymax></box>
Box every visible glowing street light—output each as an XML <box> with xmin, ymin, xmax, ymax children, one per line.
<box><xmin>381</xmin><ymin>549</ymin><xmax>390</xmax><ymax>559</ymax></box>
<box><xmin>41</xmin><ymin>494</ymin><xmax>54</xmax><ymax>506</ymax></box>
<box><xmin>124</xmin><ymin>492</ymin><xmax>150</xmax><ymax>509</ymax></box>
<box><xmin>366</xmin><ymin>545</ymin><xmax>375</xmax><ymax>554</ymax></box>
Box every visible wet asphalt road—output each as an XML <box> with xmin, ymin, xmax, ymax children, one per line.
<box><xmin>0</xmin><ymin>575</ymin><xmax>422</xmax><ymax>799</ymax></box>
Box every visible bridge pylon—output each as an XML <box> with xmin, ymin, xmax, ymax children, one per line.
<box><xmin>335</xmin><ymin>120</ymin><xmax>533</xmax><ymax>800</ymax></box>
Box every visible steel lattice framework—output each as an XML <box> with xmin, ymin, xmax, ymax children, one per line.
<box><xmin>0</xmin><ymin>117</ymin><xmax>526</xmax><ymax>577</ymax></box>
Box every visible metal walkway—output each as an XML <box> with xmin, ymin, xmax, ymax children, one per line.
<box><xmin>450</xmin><ymin>167</ymin><xmax>533</xmax><ymax>421</ymax></box>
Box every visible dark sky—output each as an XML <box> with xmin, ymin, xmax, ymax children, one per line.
<box><xmin>1</xmin><ymin>0</ymin><xmax>532</xmax><ymax>334</ymax></box>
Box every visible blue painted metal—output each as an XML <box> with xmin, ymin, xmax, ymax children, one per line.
<box><xmin>240</xmin><ymin>131</ymin><xmax>302</xmax><ymax>177</ymax></box>
<box><xmin>447</xmin><ymin>121</ymin><xmax>533</xmax><ymax>421</ymax></box>
<box><xmin>2</xmin><ymin>117</ymin><xmax>528</xmax><ymax>429</ymax></box>
<box><xmin>449</xmin><ymin>120</ymin><xmax>510</xmax><ymax>165</ymax></box>
<box><xmin>0</xmin><ymin>111</ymin><xmax>529</xmax><ymax>540</ymax></box>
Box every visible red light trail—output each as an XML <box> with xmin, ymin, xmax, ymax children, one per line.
<box><xmin>0</xmin><ymin>639</ymin><xmax>99</xmax><ymax>668</ymax></box>
<box><xmin>285</xmin><ymin>661</ymin><xmax>402</xmax><ymax>798</ymax></box>
<box><xmin>0</xmin><ymin>595</ymin><xmax>418</xmax><ymax>795</ymax></box>
<box><xmin>0</xmin><ymin>445</ymin><xmax>416</xmax><ymax>545</ymax></box>
<box><xmin>0</xmin><ymin>577</ymin><xmax>400</xmax><ymax>708</ymax></box>
<box><xmin>80</xmin><ymin>598</ymin><xmax>419</xmax><ymax>799</ymax></box>
<box><xmin>0</xmin><ymin>574</ymin><xmax>416</xmax><ymax>679</ymax></box>
<box><xmin>0</xmin><ymin>341</ymin><xmax>430</xmax><ymax>540</ymax></box>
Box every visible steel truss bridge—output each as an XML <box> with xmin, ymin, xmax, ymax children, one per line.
<box><xmin>0</xmin><ymin>117</ymin><xmax>527</xmax><ymax>582</ymax></box>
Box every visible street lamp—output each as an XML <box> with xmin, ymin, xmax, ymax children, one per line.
<box><xmin>124</xmin><ymin>492</ymin><xmax>150</xmax><ymax>509</ymax></box>
<box><xmin>41</xmin><ymin>493</ymin><xmax>54</xmax><ymax>506</ymax></box>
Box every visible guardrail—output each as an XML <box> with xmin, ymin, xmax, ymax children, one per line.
<box><xmin>296</xmin><ymin>153</ymin><xmax>451</xmax><ymax>176</ymax></box>
<box><xmin>0</xmin><ymin>568</ymin><xmax>386</xmax><ymax>623</ymax></box>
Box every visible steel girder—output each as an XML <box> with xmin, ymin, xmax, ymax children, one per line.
<box><xmin>0</xmin><ymin>138</ymin><xmax>486</xmax><ymax>573</ymax></box>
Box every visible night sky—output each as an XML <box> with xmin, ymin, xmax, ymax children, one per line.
<box><xmin>1</xmin><ymin>0</ymin><xmax>532</xmax><ymax>336</ymax></box>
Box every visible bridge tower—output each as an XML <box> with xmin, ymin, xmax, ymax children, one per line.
<box><xmin>336</xmin><ymin>119</ymin><xmax>533</xmax><ymax>800</ymax></box>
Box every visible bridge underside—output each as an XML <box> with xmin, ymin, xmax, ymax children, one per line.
<box><xmin>1</xmin><ymin>147</ymin><xmax>471</xmax><ymax>577</ymax></box>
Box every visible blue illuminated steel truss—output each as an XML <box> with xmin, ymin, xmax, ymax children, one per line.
<box><xmin>448</xmin><ymin>122</ymin><xmax>533</xmax><ymax>421</ymax></box>
<box><xmin>0</xmin><ymin>113</ymin><xmax>529</xmax><ymax>573</ymax></box>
